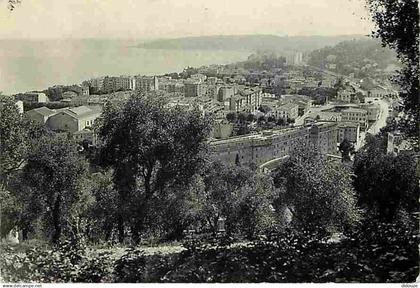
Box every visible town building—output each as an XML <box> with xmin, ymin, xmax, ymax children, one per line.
<box><xmin>46</xmin><ymin>106</ymin><xmax>102</xmax><ymax>133</ymax></box>
<box><xmin>280</xmin><ymin>94</ymin><xmax>312</xmax><ymax>116</ymax></box>
<box><xmin>337</xmin><ymin>122</ymin><xmax>360</xmax><ymax>145</ymax></box>
<box><xmin>368</xmin><ymin>86</ymin><xmax>399</xmax><ymax>99</ymax></box>
<box><xmin>184</xmin><ymin>80</ymin><xmax>203</xmax><ymax>97</ymax></box>
<box><xmin>15</xmin><ymin>92</ymin><xmax>47</xmax><ymax>103</ymax></box>
<box><xmin>360</xmin><ymin>103</ymin><xmax>380</xmax><ymax>121</ymax></box>
<box><xmin>237</xmin><ymin>86</ymin><xmax>262</xmax><ymax>113</ymax></box>
<box><xmin>210</xmin><ymin>122</ymin><xmax>338</xmax><ymax>166</ymax></box>
<box><xmin>273</xmin><ymin>103</ymin><xmax>299</xmax><ymax>120</ymax></box>
<box><xmin>310</xmin><ymin>122</ymin><xmax>339</xmax><ymax>155</ymax></box>
<box><xmin>190</xmin><ymin>73</ymin><xmax>207</xmax><ymax>83</ymax></box>
<box><xmin>340</xmin><ymin>108</ymin><xmax>368</xmax><ymax>129</ymax></box>
<box><xmin>86</xmin><ymin>77</ymin><xmax>105</xmax><ymax>93</ymax></box>
<box><xmin>217</xmin><ymin>86</ymin><xmax>235</xmax><ymax>102</ymax></box>
<box><xmin>26</xmin><ymin>106</ymin><xmax>58</xmax><ymax>124</ymax></box>
<box><xmin>134</xmin><ymin>76</ymin><xmax>159</xmax><ymax>93</ymax></box>
<box><xmin>336</xmin><ymin>89</ymin><xmax>353</xmax><ymax>103</ymax></box>
<box><xmin>103</xmin><ymin>76</ymin><xmax>132</xmax><ymax>93</ymax></box>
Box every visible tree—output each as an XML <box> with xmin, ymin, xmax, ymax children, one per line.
<box><xmin>287</xmin><ymin>118</ymin><xmax>295</xmax><ymax>124</ymax></box>
<box><xmin>267</xmin><ymin>116</ymin><xmax>276</xmax><ymax>123</ymax></box>
<box><xmin>235</xmin><ymin>153</ymin><xmax>241</xmax><ymax>166</ymax></box>
<box><xmin>272</xmin><ymin>144</ymin><xmax>361</xmax><ymax>235</ymax></box>
<box><xmin>0</xmin><ymin>98</ymin><xmax>29</xmax><ymax>186</ymax></box>
<box><xmin>366</xmin><ymin>0</ymin><xmax>419</xmax><ymax>142</ymax></box>
<box><xmin>191</xmin><ymin>161</ymin><xmax>277</xmax><ymax>237</ymax></box>
<box><xmin>257</xmin><ymin>116</ymin><xmax>266</xmax><ymax>123</ymax></box>
<box><xmin>339</xmin><ymin>139</ymin><xmax>355</xmax><ymax>162</ymax></box>
<box><xmin>226</xmin><ymin>112</ymin><xmax>237</xmax><ymax>123</ymax></box>
<box><xmin>21</xmin><ymin>136</ymin><xmax>90</xmax><ymax>244</ymax></box>
<box><xmin>246</xmin><ymin>113</ymin><xmax>256</xmax><ymax>122</ymax></box>
<box><xmin>0</xmin><ymin>98</ymin><xmax>50</xmax><ymax>239</ymax></box>
<box><xmin>235</xmin><ymin>123</ymin><xmax>250</xmax><ymax>136</ymax></box>
<box><xmin>237</xmin><ymin>112</ymin><xmax>248</xmax><ymax>123</ymax></box>
<box><xmin>276</xmin><ymin>118</ymin><xmax>286</xmax><ymax>126</ymax></box>
<box><xmin>85</xmin><ymin>170</ymin><xmax>119</xmax><ymax>242</ymax></box>
<box><xmin>354</xmin><ymin>135</ymin><xmax>419</xmax><ymax>222</ymax></box>
<box><xmin>96</xmin><ymin>95</ymin><xmax>212</xmax><ymax>243</ymax></box>
<box><xmin>258</xmin><ymin>105</ymin><xmax>272</xmax><ymax>114</ymax></box>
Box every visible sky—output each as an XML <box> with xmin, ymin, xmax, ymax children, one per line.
<box><xmin>0</xmin><ymin>0</ymin><xmax>374</xmax><ymax>39</ymax></box>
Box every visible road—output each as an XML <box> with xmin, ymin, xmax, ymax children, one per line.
<box><xmin>355</xmin><ymin>97</ymin><xmax>389</xmax><ymax>150</ymax></box>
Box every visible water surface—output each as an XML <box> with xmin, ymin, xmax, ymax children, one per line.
<box><xmin>0</xmin><ymin>39</ymin><xmax>250</xmax><ymax>94</ymax></box>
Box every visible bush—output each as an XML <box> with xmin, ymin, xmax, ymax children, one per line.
<box><xmin>113</xmin><ymin>248</ymin><xmax>147</xmax><ymax>282</ymax></box>
<box><xmin>2</xmin><ymin>219</ymin><xmax>417</xmax><ymax>283</ymax></box>
<box><xmin>0</xmin><ymin>238</ymin><xmax>114</xmax><ymax>283</ymax></box>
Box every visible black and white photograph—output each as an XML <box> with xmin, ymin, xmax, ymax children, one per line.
<box><xmin>0</xmin><ymin>0</ymin><xmax>419</xmax><ymax>285</ymax></box>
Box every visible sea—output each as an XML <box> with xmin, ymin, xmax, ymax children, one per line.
<box><xmin>0</xmin><ymin>39</ymin><xmax>251</xmax><ymax>95</ymax></box>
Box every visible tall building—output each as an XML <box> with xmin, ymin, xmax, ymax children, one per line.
<box><xmin>103</xmin><ymin>76</ymin><xmax>132</xmax><ymax>93</ymax></box>
<box><xmin>184</xmin><ymin>81</ymin><xmax>202</xmax><ymax>97</ymax></box>
<box><xmin>134</xmin><ymin>76</ymin><xmax>159</xmax><ymax>93</ymax></box>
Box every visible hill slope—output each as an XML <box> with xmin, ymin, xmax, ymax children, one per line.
<box><xmin>139</xmin><ymin>34</ymin><xmax>367</xmax><ymax>52</ymax></box>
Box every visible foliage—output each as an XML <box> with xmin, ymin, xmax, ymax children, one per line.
<box><xmin>0</xmin><ymin>187</ymin><xmax>22</xmax><ymax>238</ymax></box>
<box><xmin>96</xmin><ymin>94</ymin><xmax>213</xmax><ymax>243</ymax></box>
<box><xmin>0</xmin><ymin>98</ymin><xmax>51</xmax><ymax>238</ymax></box>
<box><xmin>187</xmin><ymin>161</ymin><xmax>278</xmax><ymax>238</ymax></box>
<box><xmin>0</xmin><ymin>98</ymin><xmax>29</xmax><ymax>185</ymax></box>
<box><xmin>272</xmin><ymin>144</ymin><xmax>361</xmax><ymax>234</ymax></box>
<box><xmin>366</xmin><ymin>0</ymin><xmax>419</xmax><ymax>142</ymax></box>
<box><xmin>85</xmin><ymin>170</ymin><xmax>119</xmax><ymax>242</ymax></box>
<box><xmin>20</xmin><ymin>136</ymin><xmax>90</xmax><ymax>243</ymax></box>
<box><xmin>354</xmin><ymin>135</ymin><xmax>419</xmax><ymax>221</ymax></box>
<box><xmin>164</xmin><ymin>221</ymin><xmax>418</xmax><ymax>283</ymax></box>
<box><xmin>226</xmin><ymin>112</ymin><xmax>236</xmax><ymax>123</ymax></box>
<box><xmin>338</xmin><ymin>139</ymin><xmax>355</xmax><ymax>162</ymax></box>
<box><xmin>239</xmin><ymin>51</ymin><xmax>286</xmax><ymax>71</ymax></box>
<box><xmin>114</xmin><ymin>248</ymin><xmax>147</xmax><ymax>282</ymax></box>
<box><xmin>2</xmin><ymin>216</ymin><xmax>417</xmax><ymax>283</ymax></box>
<box><xmin>0</xmin><ymin>239</ymin><xmax>113</xmax><ymax>283</ymax></box>
<box><xmin>297</xmin><ymin>87</ymin><xmax>335</xmax><ymax>104</ymax></box>
<box><xmin>308</xmin><ymin>39</ymin><xmax>398</xmax><ymax>78</ymax></box>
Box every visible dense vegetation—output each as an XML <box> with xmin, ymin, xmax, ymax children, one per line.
<box><xmin>366</xmin><ymin>0</ymin><xmax>419</xmax><ymax>143</ymax></box>
<box><xmin>308</xmin><ymin>39</ymin><xmax>398</xmax><ymax>78</ymax></box>
<box><xmin>139</xmin><ymin>34</ymin><xmax>365</xmax><ymax>52</ymax></box>
<box><xmin>1</xmin><ymin>0</ymin><xmax>419</xmax><ymax>282</ymax></box>
<box><xmin>1</xmin><ymin>94</ymin><xmax>418</xmax><ymax>283</ymax></box>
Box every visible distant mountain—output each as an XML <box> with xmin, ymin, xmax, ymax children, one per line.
<box><xmin>138</xmin><ymin>34</ymin><xmax>368</xmax><ymax>52</ymax></box>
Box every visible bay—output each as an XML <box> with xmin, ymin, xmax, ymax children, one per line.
<box><xmin>0</xmin><ymin>39</ymin><xmax>250</xmax><ymax>94</ymax></box>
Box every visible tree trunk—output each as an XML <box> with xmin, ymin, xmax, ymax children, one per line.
<box><xmin>22</xmin><ymin>228</ymin><xmax>28</xmax><ymax>241</ymax></box>
<box><xmin>52</xmin><ymin>196</ymin><xmax>61</xmax><ymax>245</ymax></box>
<box><xmin>117</xmin><ymin>215</ymin><xmax>125</xmax><ymax>243</ymax></box>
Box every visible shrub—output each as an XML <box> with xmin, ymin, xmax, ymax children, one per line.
<box><xmin>0</xmin><ymin>238</ymin><xmax>114</xmax><ymax>283</ymax></box>
<box><xmin>113</xmin><ymin>248</ymin><xmax>147</xmax><ymax>282</ymax></box>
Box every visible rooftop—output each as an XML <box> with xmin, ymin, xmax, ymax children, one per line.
<box><xmin>61</xmin><ymin>105</ymin><xmax>102</xmax><ymax>119</ymax></box>
<box><xmin>342</xmin><ymin>108</ymin><xmax>367</xmax><ymax>113</ymax></box>
<box><xmin>27</xmin><ymin>106</ymin><xmax>56</xmax><ymax>117</ymax></box>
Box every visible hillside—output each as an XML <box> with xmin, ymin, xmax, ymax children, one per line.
<box><xmin>308</xmin><ymin>39</ymin><xmax>399</xmax><ymax>78</ymax></box>
<box><xmin>139</xmin><ymin>34</ymin><xmax>367</xmax><ymax>52</ymax></box>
